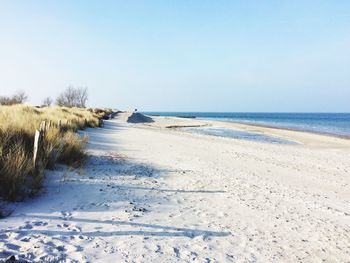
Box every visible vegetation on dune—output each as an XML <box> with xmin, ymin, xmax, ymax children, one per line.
<box><xmin>0</xmin><ymin>91</ymin><xmax>28</xmax><ymax>106</ymax></box>
<box><xmin>0</xmin><ymin>104</ymin><xmax>113</xmax><ymax>201</ymax></box>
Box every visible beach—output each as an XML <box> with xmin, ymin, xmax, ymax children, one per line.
<box><xmin>1</xmin><ymin>112</ymin><xmax>350</xmax><ymax>262</ymax></box>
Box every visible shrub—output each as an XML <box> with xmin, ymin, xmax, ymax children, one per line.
<box><xmin>0</xmin><ymin>91</ymin><xmax>28</xmax><ymax>106</ymax></box>
<box><xmin>0</xmin><ymin>104</ymin><xmax>113</xmax><ymax>201</ymax></box>
<box><xmin>57</xmin><ymin>131</ymin><xmax>87</xmax><ymax>166</ymax></box>
<box><xmin>0</xmin><ymin>135</ymin><xmax>33</xmax><ymax>201</ymax></box>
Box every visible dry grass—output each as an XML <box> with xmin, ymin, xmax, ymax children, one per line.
<box><xmin>0</xmin><ymin>105</ymin><xmax>113</xmax><ymax>201</ymax></box>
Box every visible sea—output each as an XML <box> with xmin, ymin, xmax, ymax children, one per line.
<box><xmin>144</xmin><ymin>112</ymin><xmax>350</xmax><ymax>143</ymax></box>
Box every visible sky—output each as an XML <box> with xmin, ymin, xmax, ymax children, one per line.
<box><xmin>0</xmin><ymin>1</ymin><xmax>349</xmax><ymax>112</ymax></box>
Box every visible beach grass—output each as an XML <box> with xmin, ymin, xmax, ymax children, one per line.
<box><xmin>0</xmin><ymin>104</ymin><xmax>112</xmax><ymax>201</ymax></box>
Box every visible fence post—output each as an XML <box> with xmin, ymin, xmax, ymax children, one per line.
<box><xmin>33</xmin><ymin>130</ymin><xmax>43</xmax><ymax>169</ymax></box>
<box><xmin>39</xmin><ymin>121</ymin><xmax>46</xmax><ymax>133</ymax></box>
<box><xmin>33</xmin><ymin>121</ymin><xmax>46</xmax><ymax>172</ymax></box>
<box><xmin>33</xmin><ymin>124</ymin><xmax>46</xmax><ymax>191</ymax></box>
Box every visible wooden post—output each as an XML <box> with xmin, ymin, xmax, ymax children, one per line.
<box><xmin>33</xmin><ymin>130</ymin><xmax>43</xmax><ymax>168</ymax></box>
<box><xmin>34</xmin><ymin>121</ymin><xmax>46</xmax><ymax>171</ymax></box>
<box><xmin>39</xmin><ymin>121</ymin><xmax>46</xmax><ymax>133</ymax></box>
<box><xmin>32</xmin><ymin>127</ymin><xmax>46</xmax><ymax>190</ymax></box>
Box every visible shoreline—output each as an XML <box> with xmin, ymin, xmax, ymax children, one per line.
<box><xmin>203</xmin><ymin>118</ymin><xmax>350</xmax><ymax>140</ymax></box>
<box><xmin>155</xmin><ymin>114</ymin><xmax>350</xmax><ymax>141</ymax></box>
<box><xmin>143</xmin><ymin>114</ymin><xmax>350</xmax><ymax>148</ymax></box>
<box><xmin>2</xmin><ymin>112</ymin><xmax>350</xmax><ymax>261</ymax></box>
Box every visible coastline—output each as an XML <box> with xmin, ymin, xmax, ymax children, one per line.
<box><xmin>141</xmin><ymin>114</ymin><xmax>350</xmax><ymax>148</ymax></box>
<box><xmin>2</xmin><ymin>112</ymin><xmax>350</xmax><ymax>262</ymax></box>
<box><xmin>146</xmin><ymin>113</ymin><xmax>350</xmax><ymax>140</ymax></box>
<box><xmin>203</xmin><ymin>118</ymin><xmax>350</xmax><ymax>140</ymax></box>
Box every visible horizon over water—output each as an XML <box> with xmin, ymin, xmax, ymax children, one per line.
<box><xmin>144</xmin><ymin>112</ymin><xmax>350</xmax><ymax>138</ymax></box>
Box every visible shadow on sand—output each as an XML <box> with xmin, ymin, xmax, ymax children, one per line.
<box><xmin>12</xmin><ymin>214</ymin><xmax>230</xmax><ymax>238</ymax></box>
<box><xmin>2</xmin><ymin>119</ymin><xmax>230</xmax><ymax>240</ymax></box>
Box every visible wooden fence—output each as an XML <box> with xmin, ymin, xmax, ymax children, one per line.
<box><xmin>32</xmin><ymin>119</ymin><xmax>67</xmax><ymax>173</ymax></box>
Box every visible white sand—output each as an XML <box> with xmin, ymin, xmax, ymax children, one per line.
<box><xmin>1</xmin><ymin>112</ymin><xmax>350</xmax><ymax>262</ymax></box>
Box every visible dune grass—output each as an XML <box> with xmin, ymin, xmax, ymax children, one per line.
<box><xmin>0</xmin><ymin>105</ymin><xmax>112</xmax><ymax>201</ymax></box>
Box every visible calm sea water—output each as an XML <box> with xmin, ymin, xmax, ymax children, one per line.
<box><xmin>145</xmin><ymin>112</ymin><xmax>350</xmax><ymax>137</ymax></box>
<box><xmin>184</xmin><ymin>126</ymin><xmax>299</xmax><ymax>145</ymax></box>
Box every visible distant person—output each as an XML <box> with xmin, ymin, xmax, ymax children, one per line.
<box><xmin>134</xmin><ymin>109</ymin><xmax>137</xmax><ymax>112</ymax></box>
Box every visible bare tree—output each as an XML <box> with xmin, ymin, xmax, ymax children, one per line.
<box><xmin>0</xmin><ymin>96</ymin><xmax>11</xmax><ymax>105</ymax></box>
<box><xmin>77</xmin><ymin>88</ymin><xmax>88</xmax><ymax>108</ymax></box>
<box><xmin>56</xmin><ymin>86</ymin><xmax>88</xmax><ymax>108</ymax></box>
<box><xmin>42</xmin><ymin>97</ymin><xmax>53</xmax><ymax>107</ymax></box>
<box><xmin>0</xmin><ymin>91</ymin><xmax>28</xmax><ymax>105</ymax></box>
<box><xmin>13</xmin><ymin>91</ymin><xmax>28</xmax><ymax>103</ymax></box>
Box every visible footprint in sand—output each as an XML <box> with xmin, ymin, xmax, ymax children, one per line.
<box><xmin>61</xmin><ymin>211</ymin><xmax>73</xmax><ymax>220</ymax></box>
<box><xmin>57</xmin><ymin>222</ymin><xmax>82</xmax><ymax>232</ymax></box>
<box><xmin>19</xmin><ymin>222</ymin><xmax>33</xmax><ymax>230</ymax></box>
<box><xmin>67</xmin><ymin>225</ymin><xmax>82</xmax><ymax>232</ymax></box>
<box><xmin>33</xmin><ymin>221</ymin><xmax>48</xmax><ymax>227</ymax></box>
<box><xmin>57</xmin><ymin>223</ymin><xmax>69</xmax><ymax>228</ymax></box>
<box><xmin>20</xmin><ymin>237</ymin><xmax>31</xmax><ymax>242</ymax></box>
<box><xmin>173</xmin><ymin>247</ymin><xmax>181</xmax><ymax>258</ymax></box>
<box><xmin>155</xmin><ymin>245</ymin><xmax>162</xmax><ymax>253</ymax></box>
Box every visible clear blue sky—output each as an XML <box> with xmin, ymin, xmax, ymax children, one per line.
<box><xmin>1</xmin><ymin>1</ymin><xmax>349</xmax><ymax>112</ymax></box>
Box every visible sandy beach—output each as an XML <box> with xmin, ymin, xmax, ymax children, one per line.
<box><xmin>1</xmin><ymin>112</ymin><xmax>350</xmax><ymax>262</ymax></box>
